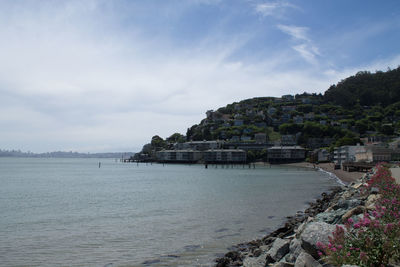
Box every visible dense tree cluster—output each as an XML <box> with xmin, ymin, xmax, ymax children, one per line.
<box><xmin>324</xmin><ymin>67</ymin><xmax>400</xmax><ymax>107</ymax></box>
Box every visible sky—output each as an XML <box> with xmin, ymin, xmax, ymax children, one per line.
<box><xmin>0</xmin><ymin>0</ymin><xmax>400</xmax><ymax>153</ymax></box>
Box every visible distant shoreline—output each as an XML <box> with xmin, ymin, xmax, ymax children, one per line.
<box><xmin>281</xmin><ymin>161</ymin><xmax>364</xmax><ymax>184</ymax></box>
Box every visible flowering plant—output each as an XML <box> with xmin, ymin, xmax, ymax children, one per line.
<box><xmin>317</xmin><ymin>164</ymin><xmax>400</xmax><ymax>266</ymax></box>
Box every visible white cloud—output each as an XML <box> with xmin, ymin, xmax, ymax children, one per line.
<box><xmin>277</xmin><ymin>24</ymin><xmax>321</xmax><ymax>65</ymax></box>
<box><xmin>0</xmin><ymin>1</ymin><xmax>398</xmax><ymax>153</ymax></box>
<box><xmin>255</xmin><ymin>1</ymin><xmax>296</xmax><ymax>18</ymax></box>
<box><xmin>277</xmin><ymin>24</ymin><xmax>309</xmax><ymax>41</ymax></box>
<box><xmin>292</xmin><ymin>44</ymin><xmax>320</xmax><ymax>65</ymax></box>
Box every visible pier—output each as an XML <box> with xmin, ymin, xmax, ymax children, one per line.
<box><xmin>342</xmin><ymin>162</ymin><xmax>375</xmax><ymax>172</ymax></box>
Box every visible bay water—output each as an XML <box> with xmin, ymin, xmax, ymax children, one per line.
<box><xmin>0</xmin><ymin>158</ymin><xmax>340</xmax><ymax>266</ymax></box>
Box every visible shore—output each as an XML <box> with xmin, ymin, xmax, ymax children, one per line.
<box><xmin>282</xmin><ymin>161</ymin><xmax>364</xmax><ymax>184</ymax></box>
<box><xmin>215</xmin><ymin>163</ymin><xmax>371</xmax><ymax>266</ymax></box>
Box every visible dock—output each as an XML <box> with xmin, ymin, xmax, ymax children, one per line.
<box><xmin>342</xmin><ymin>162</ymin><xmax>375</xmax><ymax>172</ymax></box>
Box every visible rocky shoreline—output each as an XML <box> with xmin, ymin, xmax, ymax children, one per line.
<box><xmin>214</xmin><ymin>170</ymin><xmax>375</xmax><ymax>267</ymax></box>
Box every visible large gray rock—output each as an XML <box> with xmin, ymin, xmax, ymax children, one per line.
<box><xmin>300</xmin><ymin>222</ymin><xmax>336</xmax><ymax>258</ymax></box>
<box><xmin>315</xmin><ymin>209</ymin><xmax>347</xmax><ymax>224</ymax></box>
<box><xmin>242</xmin><ymin>254</ymin><xmax>267</xmax><ymax>267</ymax></box>
<box><xmin>267</xmin><ymin>238</ymin><xmax>290</xmax><ymax>262</ymax></box>
<box><xmin>296</xmin><ymin>218</ymin><xmax>313</xmax><ymax>238</ymax></box>
<box><xmin>285</xmin><ymin>238</ymin><xmax>305</xmax><ymax>263</ymax></box>
<box><xmin>294</xmin><ymin>252</ymin><xmax>322</xmax><ymax>267</ymax></box>
<box><xmin>337</xmin><ymin>199</ymin><xmax>362</xmax><ymax>210</ymax></box>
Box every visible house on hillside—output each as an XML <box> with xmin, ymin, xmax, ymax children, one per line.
<box><xmin>241</xmin><ymin>135</ymin><xmax>252</xmax><ymax>142</ymax></box>
<box><xmin>282</xmin><ymin>106</ymin><xmax>296</xmax><ymax>112</ymax></box>
<box><xmin>281</xmin><ymin>113</ymin><xmax>291</xmax><ymax>123</ymax></box>
<box><xmin>281</xmin><ymin>135</ymin><xmax>296</xmax><ymax>146</ymax></box>
<box><xmin>307</xmin><ymin>137</ymin><xmax>335</xmax><ymax>149</ymax></box>
<box><xmin>255</xmin><ymin>133</ymin><xmax>267</xmax><ymax>144</ymax></box>
<box><xmin>255</xmin><ymin>122</ymin><xmax>267</xmax><ymax>128</ymax></box>
<box><xmin>304</xmin><ymin>112</ymin><xmax>315</xmax><ymax>120</ymax></box>
<box><xmin>267</xmin><ymin>107</ymin><xmax>277</xmax><ymax>115</ymax></box>
<box><xmin>234</xmin><ymin>119</ymin><xmax>244</xmax><ymax>126</ymax></box>
<box><xmin>230</xmin><ymin>136</ymin><xmax>240</xmax><ymax>142</ymax></box>
<box><xmin>282</xmin><ymin>94</ymin><xmax>295</xmax><ymax>101</ymax></box>
<box><xmin>293</xmin><ymin>115</ymin><xmax>304</xmax><ymax>124</ymax></box>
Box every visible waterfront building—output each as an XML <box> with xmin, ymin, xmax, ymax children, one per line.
<box><xmin>267</xmin><ymin>146</ymin><xmax>306</xmax><ymax>163</ymax></box>
<box><xmin>204</xmin><ymin>149</ymin><xmax>247</xmax><ymax>163</ymax></box>
<box><xmin>333</xmin><ymin>145</ymin><xmax>363</xmax><ymax>166</ymax></box>
<box><xmin>389</xmin><ymin>137</ymin><xmax>400</xmax><ymax>150</ymax></box>
<box><xmin>355</xmin><ymin>146</ymin><xmax>393</xmax><ymax>163</ymax></box>
<box><xmin>174</xmin><ymin>141</ymin><xmax>222</xmax><ymax>151</ymax></box>
<box><xmin>156</xmin><ymin>150</ymin><xmax>202</xmax><ymax>163</ymax></box>
<box><xmin>310</xmin><ymin>148</ymin><xmax>331</xmax><ymax>163</ymax></box>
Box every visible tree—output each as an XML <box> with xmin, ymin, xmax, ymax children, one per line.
<box><xmin>380</xmin><ymin>124</ymin><xmax>394</xmax><ymax>135</ymax></box>
<box><xmin>166</xmin><ymin>133</ymin><xmax>186</xmax><ymax>143</ymax></box>
<box><xmin>335</xmin><ymin>133</ymin><xmax>361</xmax><ymax>147</ymax></box>
<box><xmin>151</xmin><ymin>135</ymin><xmax>166</xmax><ymax>149</ymax></box>
<box><xmin>355</xmin><ymin>119</ymin><xmax>368</xmax><ymax>134</ymax></box>
<box><xmin>279</xmin><ymin>123</ymin><xmax>302</xmax><ymax>134</ymax></box>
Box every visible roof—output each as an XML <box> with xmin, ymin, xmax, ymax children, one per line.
<box><xmin>268</xmin><ymin>146</ymin><xmax>305</xmax><ymax>150</ymax></box>
<box><xmin>205</xmin><ymin>149</ymin><xmax>246</xmax><ymax>152</ymax></box>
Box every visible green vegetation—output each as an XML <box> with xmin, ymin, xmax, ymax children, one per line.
<box><xmin>140</xmin><ymin>66</ymin><xmax>400</xmax><ymax>158</ymax></box>
<box><xmin>318</xmin><ymin>164</ymin><xmax>400</xmax><ymax>266</ymax></box>
<box><xmin>324</xmin><ymin>67</ymin><xmax>400</xmax><ymax>107</ymax></box>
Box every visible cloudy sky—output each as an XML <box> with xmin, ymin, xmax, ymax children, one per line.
<box><xmin>1</xmin><ymin>0</ymin><xmax>400</xmax><ymax>153</ymax></box>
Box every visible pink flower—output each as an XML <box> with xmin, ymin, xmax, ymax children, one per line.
<box><xmin>348</xmin><ymin>218</ymin><xmax>354</xmax><ymax>224</ymax></box>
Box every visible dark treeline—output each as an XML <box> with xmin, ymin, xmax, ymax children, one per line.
<box><xmin>324</xmin><ymin>66</ymin><xmax>400</xmax><ymax>107</ymax></box>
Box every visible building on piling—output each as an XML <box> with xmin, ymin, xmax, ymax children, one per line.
<box><xmin>156</xmin><ymin>150</ymin><xmax>202</xmax><ymax>163</ymax></box>
<box><xmin>267</xmin><ymin>146</ymin><xmax>306</xmax><ymax>163</ymax></box>
<box><xmin>204</xmin><ymin>149</ymin><xmax>247</xmax><ymax>164</ymax></box>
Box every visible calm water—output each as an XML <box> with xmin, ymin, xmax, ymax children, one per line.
<box><xmin>0</xmin><ymin>158</ymin><xmax>340</xmax><ymax>267</ymax></box>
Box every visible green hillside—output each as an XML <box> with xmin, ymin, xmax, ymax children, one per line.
<box><xmin>141</xmin><ymin>67</ymin><xmax>400</xmax><ymax>154</ymax></box>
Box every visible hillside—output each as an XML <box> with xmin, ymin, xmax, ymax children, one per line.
<box><xmin>140</xmin><ymin>67</ymin><xmax>400</xmax><ymax>155</ymax></box>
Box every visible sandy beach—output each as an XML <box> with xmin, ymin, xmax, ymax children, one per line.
<box><xmin>283</xmin><ymin>162</ymin><xmax>364</xmax><ymax>184</ymax></box>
